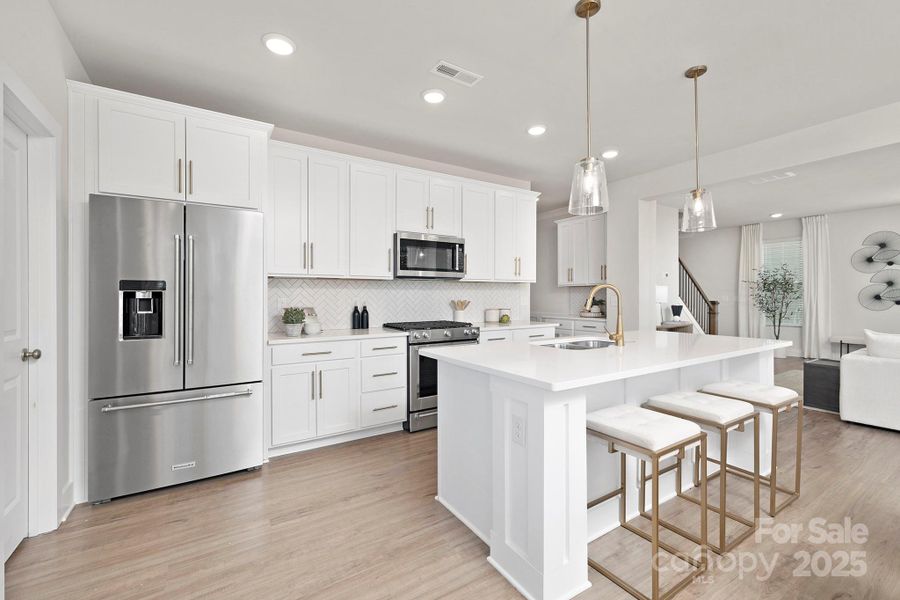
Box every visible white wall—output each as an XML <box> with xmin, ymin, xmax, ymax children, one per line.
<box><xmin>654</xmin><ymin>205</ymin><xmax>680</xmax><ymax>317</ymax></box>
<box><xmin>1</xmin><ymin>0</ymin><xmax>89</xmax><ymax>522</ymax></box>
<box><xmin>679</xmin><ymin>203</ymin><xmax>900</xmax><ymax>356</ymax></box>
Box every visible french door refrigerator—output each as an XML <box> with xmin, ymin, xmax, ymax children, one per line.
<box><xmin>88</xmin><ymin>194</ymin><xmax>264</xmax><ymax>502</ymax></box>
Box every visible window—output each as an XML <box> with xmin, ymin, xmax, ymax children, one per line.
<box><xmin>763</xmin><ymin>239</ymin><xmax>804</xmax><ymax>326</ymax></box>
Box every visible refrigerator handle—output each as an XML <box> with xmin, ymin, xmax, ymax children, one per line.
<box><xmin>187</xmin><ymin>235</ymin><xmax>195</xmax><ymax>365</ymax></box>
<box><xmin>174</xmin><ymin>234</ymin><xmax>182</xmax><ymax>366</ymax></box>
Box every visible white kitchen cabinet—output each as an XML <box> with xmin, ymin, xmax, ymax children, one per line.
<box><xmin>395</xmin><ymin>171</ymin><xmax>429</xmax><ymax>232</ymax></box>
<box><xmin>480</xmin><ymin>331</ymin><xmax>513</xmax><ymax>343</ymax></box>
<box><xmin>350</xmin><ymin>162</ymin><xmax>395</xmax><ymax>279</ymax></box>
<box><xmin>267</xmin><ymin>144</ymin><xmax>308</xmax><ymax>276</ymax></box>
<box><xmin>512</xmin><ymin>327</ymin><xmax>556</xmax><ymax>342</ymax></box>
<box><xmin>461</xmin><ymin>185</ymin><xmax>494</xmax><ymax>281</ymax></box>
<box><xmin>494</xmin><ymin>192</ymin><xmax>537</xmax><ymax>282</ymax></box>
<box><xmin>307</xmin><ymin>153</ymin><xmax>350</xmax><ymax>277</ymax></box>
<box><xmin>95</xmin><ymin>92</ymin><xmax>269</xmax><ymax>208</ymax></box>
<box><xmin>185</xmin><ymin>117</ymin><xmax>266</xmax><ymax>209</ymax></box>
<box><xmin>98</xmin><ymin>98</ymin><xmax>186</xmax><ymax>201</ymax></box>
<box><xmin>271</xmin><ymin>363</ymin><xmax>317</xmax><ymax>445</ymax></box>
<box><xmin>316</xmin><ymin>358</ymin><xmax>359</xmax><ymax>436</ymax></box>
<box><xmin>556</xmin><ymin>214</ymin><xmax>607</xmax><ymax>286</ymax></box>
<box><xmin>428</xmin><ymin>177</ymin><xmax>461</xmax><ymax>236</ymax></box>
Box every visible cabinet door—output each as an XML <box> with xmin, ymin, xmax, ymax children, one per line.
<box><xmin>570</xmin><ymin>220</ymin><xmax>589</xmax><ymax>285</ymax></box>
<box><xmin>512</xmin><ymin>327</ymin><xmax>556</xmax><ymax>342</ymax></box>
<box><xmin>586</xmin><ymin>214</ymin><xmax>607</xmax><ymax>282</ymax></box>
<box><xmin>493</xmin><ymin>191</ymin><xmax>518</xmax><ymax>280</ymax></box>
<box><xmin>98</xmin><ymin>98</ymin><xmax>185</xmax><ymax>201</ymax></box>
<box><xmin>307</xmin><ymin>153</ymin><xmax>350</xmax><ymax>277</ymax></box>
<box><xmin>557</xmin><ymin>222</ymin><xmax>573</xmax><ymax>286</ymax></box>
<box><xmin>516</xmin><ymin>194</ymin><xmax>537</xmax><ymax>281</ymax></box>
<box><xmin>271</xmin><ymin>364</ymin><xmax>317</xmax><ymax>445</ymax></box>
<box><xmin>428</xmin><ymin>177</ymin><xmax>462</xmax><ymax>236</ymax></box>
<box><xmin>396</xmin><ymin>171</ymin><xmax>428</xmax><ymax>232</ymax></box>
<box><xmin>267</xmin><ymin>144</ymin><xmax>308</xmax><ymax>275</ymax></box>
<box><xmin>350</xmin><ymin>162</ymin><xmax>395</xmax><ymax>279</ymax></box>
<box><xmin>316</xmin><ymin>359</ymin><xmax>359</xmax><ymax>437</ymax></box>
<box><xmin>186</xmin><ymin>117</ymin><xmax>263</xmax><ymax>209</ymax></box>
<box><xmin>461</xmin><ymin>185</ymin><xmax>494</xmax><ymax>280</ymax></box>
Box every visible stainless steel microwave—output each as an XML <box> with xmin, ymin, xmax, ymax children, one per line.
<box><xmin>394</xmin><ymin>232</ymin><xmax>465</xmax><ymax>279</ymax></box>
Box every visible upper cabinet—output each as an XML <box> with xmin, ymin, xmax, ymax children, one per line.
<box><xmin>395</xmin><ymin>172</ymin><xmax>461</xmax><ymax>236</ymax></box>
<box><xmin>349</xmin><ymin>162</ymin><xmax>395</xmax><ymax>279</ymax></box>
<box><xmin>89</xmin><ymin>85</ymin><xmax>272</xmax><ymax>209</ymax></box>
<box><xmin>494</xmin><ymin>192</ymin><xmax>537</xmax><ymax>282</ymax></box>
<box><xmin>461</xmin><ymin>185</ymin><xmax>494</xmax><ymax>281</ymax></box>
<box><xmin>556</xmin><ymin>214</ymin><xmax>607</xmax><ymax>287</ymax></box>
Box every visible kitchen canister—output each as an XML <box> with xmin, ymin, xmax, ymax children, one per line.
<box><xmin>484</xmin><ymin>308</ymin><xmax>500</xmax><ymax>323</ymax></box>
<box><xmin>499</xmin><ymin>308</ymin><xmax>511</xmax><ymax>319</ymax></box>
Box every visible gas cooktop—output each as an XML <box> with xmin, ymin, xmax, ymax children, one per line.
<box><xmin>383</xmin><ymin>320</ymin><xmax>479</xmax><ymax>344</ymax></box>
<box><xmin>383</xmin><ymin>320</ymin><xmax>471</xmax><ymax>331</ymax></box>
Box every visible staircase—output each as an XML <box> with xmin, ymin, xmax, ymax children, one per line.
<box><xmin>678</xmin><ymin>258</ymin><xmax>719</xmax><ymax>335</ymax></box>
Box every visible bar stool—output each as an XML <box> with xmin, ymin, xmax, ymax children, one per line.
<box><xmin>700</xmin><ymin>381</ymin><xmax>802</xmax><ymax>516</ymax></box>
<box><xmin>586</xmin><ymin>405</ymin><xmax>708</xmax><ymax>600</ymax></box>
<box><xmin>642</xmin><ymin>392</ymin><xmax>760</xmax><ymax>555</ymax></box>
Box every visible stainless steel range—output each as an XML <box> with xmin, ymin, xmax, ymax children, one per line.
<box><xmin>382</xmin><ymin>321</ymin><xmax>480</xmax><ymax>431</ymax></box>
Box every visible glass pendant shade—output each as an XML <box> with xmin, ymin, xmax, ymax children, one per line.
<box><xmin>681</xmin><ymin>188</ymin><xmax>716</xmax><ymax>232</ymax></box>
<box><xmin>568</xmin><ymin>156</ymin><xmax>609</xmax><ymax>216</ymax></box>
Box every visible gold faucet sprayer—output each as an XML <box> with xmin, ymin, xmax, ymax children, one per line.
<box><xmin>584</xmin><ymin>283</ymin><xmax>624</xmax><ymax>346</ymax></box>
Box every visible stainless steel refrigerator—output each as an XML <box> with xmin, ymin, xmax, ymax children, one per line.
<box><xmin>88</xmin><ymin>194</ymin><xmax>264</xmax><ymax>502</ymax></box>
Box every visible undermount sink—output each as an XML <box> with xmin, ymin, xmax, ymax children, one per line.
<box><xmin>541</xmin><ymin>338</ymin><xmax>614</xmax><ymax>350</ymax></box>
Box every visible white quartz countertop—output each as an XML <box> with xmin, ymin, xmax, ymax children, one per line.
<box><xmin>268</xmin><ymin>327</ymin><xmax>408</xmax><ymax>345</ymax></box>
<box><xmin>532</xmin><ymin>312</ymin><xmax>607</xmax><ymax>322</ymax></box>
<box><xmin>421</xmin><ymin>330</ymin><xmax>792</xmax><ymax>391</ymax></box>
<box><xmin>475</xmin><ymin>320</ymin><xmax>560</xmax><ymax>331</ymax></box>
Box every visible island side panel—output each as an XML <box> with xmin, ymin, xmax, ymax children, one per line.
<box><xmin>488</xmin><ymin>378</ymin><xmax>591</xmax><ymax>600</ymax></box>
<box><xmin>436</xmin><ymin>362</ymin><xmax>493</xmax><ymax>543</ymax></box>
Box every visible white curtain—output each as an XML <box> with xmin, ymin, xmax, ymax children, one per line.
<box><xmin>802</xmin><ymin>215</ymin><xmax>832</xmax><ymax>358</ymax></box>
<box><xmin>738</xmin><ymin>223</ymin><xmax>764</xmax><ymax>338</ymax></box>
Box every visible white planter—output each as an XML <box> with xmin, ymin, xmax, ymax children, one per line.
<box><xmin>303</xmin><ymin>321</ymin><xmax>322</xmax><ymax>335</ymax></box>
<box><xmin>284</xmin><ymin>323</ymin><xmax>303</xmax><ymax>337</ymax></box>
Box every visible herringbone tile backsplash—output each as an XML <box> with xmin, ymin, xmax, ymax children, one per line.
<box><xmin>268</xmin><ymin>278</ymin><xmax>531</xmax><ymax>333</ymax></box>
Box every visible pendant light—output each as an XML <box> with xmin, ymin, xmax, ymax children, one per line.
<box><xmin>681</xmin><ymin>65</ymin><xmax>716</xmax><ymax>232</ymax></box>
<box><xmin>568</xmin><ymin>0</ymin><xmax>609</xmax><ymax>216</ymax></box>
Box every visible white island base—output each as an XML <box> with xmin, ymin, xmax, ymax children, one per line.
<box><xmin>425</xmin><ymin>331</ymin><xmax>790</xmax><ymax>600</ymax></box>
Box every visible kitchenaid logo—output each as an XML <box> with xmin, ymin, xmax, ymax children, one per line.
<box><xmin>171</xmin><ymin>461</ymin><xmax>196</xmax><ymax>471</ymax></box>
<box><xmin>655</xmin><ymin>517</ymin><xmax>868</xmax><ymax>582</ymax></box>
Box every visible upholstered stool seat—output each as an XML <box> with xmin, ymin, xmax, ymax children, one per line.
<box><xmin>699</xmin><ymin>379</ymin><xmax>803</xmax><ymax>516</ymax></box>
<box><xmin>643</xmin><ymin>391</ymin><xmax>760</xmax><ymax>555</ymax></box>
<box><xmin>586</xmin><ymin>404</ymin><xmax>708</xmax><ymax>600</ymax></box>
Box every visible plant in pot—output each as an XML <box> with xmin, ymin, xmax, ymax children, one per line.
<box><xmin>282</xmin><ymin>307</ymin><xmax>305</xmax><ymax>337</ymax></box>
<box><xmin>746</xmin><ymin>265</ymin><xmax>802</xmax><ymax>357</ymax></box>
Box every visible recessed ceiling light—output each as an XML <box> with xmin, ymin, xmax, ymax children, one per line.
<box><xmin>422</xmin><ymin>89</ymin><xmax>446</xmax><ymax>104</ymax></box>
<box><xmin>770</xmin><ymin>213</ymin><xmax>783</xmax><ymax>218</ymax></box>
<box><xmin>527</xmin><ymin>125</ymin><xmax>547</xmax><ymax>136</ymax></box>
<box><xmin>601</xmin><ymin>149</ymin><xmax>619</xmax><ymax>159</ymax></box>
<box><xmin>262</xmin><ymin>33</ymin><xmax>295</xmax><ymax>56</ymax></box>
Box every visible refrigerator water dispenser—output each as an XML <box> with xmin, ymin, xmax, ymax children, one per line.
<box><xmin>119</xmin><ymin>280</ymin><xmax>165</xmax><ymax>339</ymax></box>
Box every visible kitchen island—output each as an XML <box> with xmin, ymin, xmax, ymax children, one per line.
<box><xmin>422</xmin><ymin>330</ymin><xmax>791</xmax><ymax>600</ymax></box>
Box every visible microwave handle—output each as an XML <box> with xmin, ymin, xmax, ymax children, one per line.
<box><xmin>455</xmin><ymin>244</ymin><xmax>461</xmax><ymax>271</ymax></box>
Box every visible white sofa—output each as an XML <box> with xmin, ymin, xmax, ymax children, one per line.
<box><xmin>840</xmin><ymin>349</ymin><xmax>900</xmax><ymax>431</ymax></box>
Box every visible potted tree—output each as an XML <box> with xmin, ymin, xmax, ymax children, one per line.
<box><xmin>282</xmin><ymin>307</ymin><xmax>305</xmax><ymax>338</ymax></box>
<box><xmin>747</xmin><ymin>265</ymin><xmax>802</xmax><ymax>357</ymax></box>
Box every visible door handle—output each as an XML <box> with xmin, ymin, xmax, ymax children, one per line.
<box><xmin>311</xmin><ymin>371</ymin><xmax>316</xmax><ymax>399</ymax></box>
<box><xmin>302</xmin><ymin>351</ymin><xmax>332</xmax><ymax>356</ymax></box>
<box><xmin>310</xmin><ymin>242</ymin><xmax>314</xmax><ymax>270</ymax></box>
<box><xmin>303</xmin><ymin>242</ymin><xmax>308</xmax><ymax>269</ymax></box>
<box><xmin>177</xmin><ymin>158</ymin><xmax>183</xmax><ymax>194</ymax></box>
<box><xmin>372</xmin><ymin>371</ymin><xmax>398</xmax><ymax>378</ymax></box>
<box><xmin>372</xmin><ymin>404</ymin><xmax>398</xmax><ymax>412</ymax></box>
<box><xmin>186</xmin><ymin>235</ymin><xmax>195</xmax><ymax>365</ymax></box>
<box><xmin>372</xmin><ymin>346</ymin><xmax>398</xmax><ymax>351</ymax></box>
<box><xmin>188</xmin><ymin>160</ymin><xmax>194</xmax><ymax>195</ymax></box>
<box><xmin>100</xmin><ymin>388</ymin><xmax>253</xmax><ymax>413</ymax></box>
<box><xmin>174</xmin><ymin>234</ymin><xmax>182</xmax><ymax>366</ymax></box>
<box><xmin>21</xmin><ymin>348</ymin><xmax>42</xmax><ymax>361</ymax></box>
<box><xmin>319</xmin><ymin>370</ymin><xmax>323</xmax><ymax>399</ymax></box>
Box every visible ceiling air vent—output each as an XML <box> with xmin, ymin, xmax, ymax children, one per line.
<box><xmin>747</xmin><ymin>171</ymin><xmax>797</xmax><ymax>185</ymax></box>
<box><xmin>431</xmin><ymin>61</ymin><xmax>484</xmax><ymax>87</ymax></box>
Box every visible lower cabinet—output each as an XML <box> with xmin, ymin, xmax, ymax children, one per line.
<box><xmin>512</xmin><ymin>327</ymin><xmax>555</xmax><ymax>342</ymax></box>
<box><xmin>269</xmin><ymin>337</ymin><xmax>407</xmax><ymax>450</ymax></box>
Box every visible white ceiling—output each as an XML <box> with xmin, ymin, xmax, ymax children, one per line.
<box><xmin>657</xmin><ymin>143</ymin><xmax>900</xmax><ymax>227</ymax></box>
<box><xmin>49</xmin><ymin>0</ymin><xmax>900</xmax><ymax>210</ymax></box>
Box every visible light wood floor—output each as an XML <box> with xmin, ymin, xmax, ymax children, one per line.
<box><xmin>7</xmin><ymin>360</ymin><xmax>900</xmax><ymax>599</ymax></box>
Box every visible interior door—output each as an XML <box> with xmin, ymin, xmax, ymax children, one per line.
<box><xmin>2</xmin><ymin>116</ymin><xmax>29</xmax><ymax>560</ymax></box>
<box><xmin>271</xmin><ymin>364</ymin><xmax>317</xmax><ymax>445</ymax></box>
<box><xmin>428</xmin><ymin>178</ymin><xmax>461</xmax><ymax>236</ymax></box>
<box><xmin>186</xmin><ymin>117</ymin><xmax>259</xmax><ymax>209</ymax></box>
<box><xmin>461</xmin><ymin>185</ymin><xmax>494</xmax><ymax>280</ymax></box>
<box><xmin>349</xmin><ymin>162</ymin><xmax>395</xmax><ymax>279</ymax></box>
<box><xmin>395</xmin><ymin>171</ymin><xmax>428</xmax><ymax>232</ymax></box>
<box><xmin>97</xmin><ymin>98</ymin><xmax>185</xmax><ymax>201</ymax></box>
<box><xmin>307</xmin><ymin>153</ymin><xmax>349</xmax><ymax>277</ymax></box>
<box><xmin>493</xmin><ymin>191</ymin><xmax>517</xmax><ymax>280</ymax></box>
<box><xmin>316</xmin><ymin>359</ymin><xmax>359</xmax><ymax>437</ymax></box>
<box><xmin>185</xmin><ymin>204</ymin><xmax>263</xmax><ymax>389</ymax></box>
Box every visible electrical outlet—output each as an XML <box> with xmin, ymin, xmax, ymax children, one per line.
<box><xmin>512</xmin><ymin>414</ymin><xmax>526</xmax><ymax>448</ymax></box>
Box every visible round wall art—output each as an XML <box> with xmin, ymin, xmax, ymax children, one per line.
<box><xmin>852</xmin><ymin>230</ymin><xmax>900</xmax><ymax>311</ymax></box>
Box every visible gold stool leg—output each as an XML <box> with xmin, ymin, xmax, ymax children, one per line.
<box><xmin>700</xmin><ymin>434</ymin><xmax>708</xmax><ymax>568</ymax></box>
<box><xmin>794</xmin><ymin>400</ymin><xmax>803</xmax><ymax>501</ymax></box>
<box><xmin>769</xmin><ymin>408</ymin><xmax>779</xmax><ymax>516</ymax></box>
<box><xmin>651</xmin><ymin>454</ymin><xmax>660</xmax><ymax>600</ymax></box>
<box><xmin>753</xmin><ymin>413</ymin><xmax>760</xmax><ymax>525</ymax></box>
<box><xmin>718</xmin><ymin>426</ymin><xmax>728</xmax><ymax>553</ymax></box>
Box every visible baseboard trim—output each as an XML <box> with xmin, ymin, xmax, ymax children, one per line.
<box><xmin>267</xmin><ymin>423</ymin><xmax>404</xmax><ymax>458</ymax></box>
